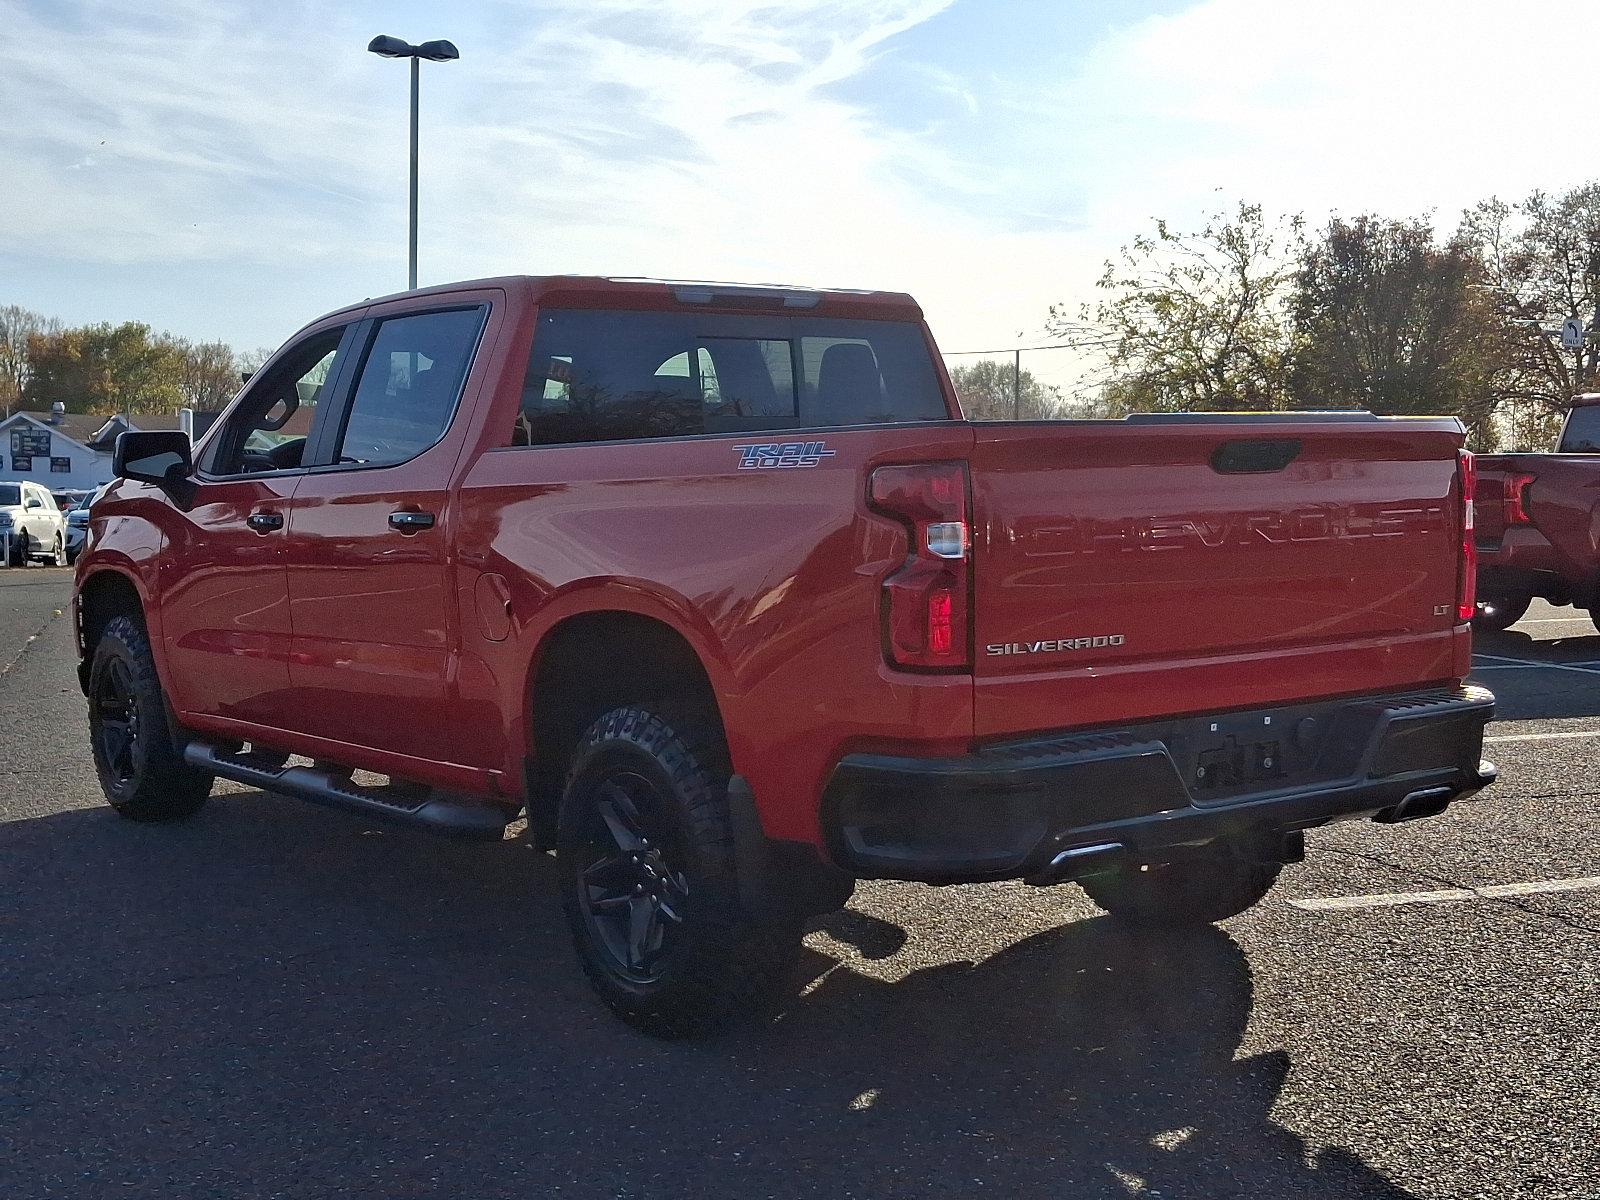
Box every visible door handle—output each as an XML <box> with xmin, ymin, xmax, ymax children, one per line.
<box><xmin>246</xmin><ymin>511</ymin><xmax>284</xmax><ymax>533</ymax></box>
<box><xmin>389</xmin><ymin>510</ymin><xmax>436</xmax><ymax>533</ymax></box>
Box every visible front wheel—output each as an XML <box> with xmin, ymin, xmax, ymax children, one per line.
<box><xmin>8</xmin><ymin>531</ymin><xmax>29</xmax><ymax>567</ymax></box>
<box><xmin>1079</xmin><ymin>848</ymin><xmax>1282</xmax><ymax>928</ymax></box>
<box><xmin>557</xmin><ymin>706</ymin><xmax>802</xmax><ymax>1038</ymax></box>
<box><xmin>88</xmin><ymin>614</ymin><xmax>213</xmax><ymax>821</ymax></box>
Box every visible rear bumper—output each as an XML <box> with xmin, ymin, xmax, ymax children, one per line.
<box><xmin>823</xmin><ymin>685</ymin><xmax>1496</xmax><ymax>884</ymax></box>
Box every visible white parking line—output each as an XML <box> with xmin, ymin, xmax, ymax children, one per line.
<box><xmin>1485</xmin><ymin>729</ymin><xmax>1600</xmax><ymax>745</ymax></box>
<box><xmin>1289</xmin><ymin>875</ymin><xmax>1600</xmax><ymax>912</ymax></box>
<box><xmin>1471</xmin><ymin>653</ymin><xmax>1600</xmax><ymax>677</ymax></box>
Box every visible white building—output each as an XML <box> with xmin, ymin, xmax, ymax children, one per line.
<box><xmin>0</xmin><ymin>404</ymin><xmax>192</xmax><ymax>495</ymax></box>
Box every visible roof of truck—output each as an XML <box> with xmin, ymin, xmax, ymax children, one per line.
<box><xmin>331</xmin><ymin>275</ymin><xmax>924</xmax><ymax>322</ymax></box>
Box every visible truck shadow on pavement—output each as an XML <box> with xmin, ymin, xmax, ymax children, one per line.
<box><xmin>0</xmin><ymin>793</ymin><xmax>1417</xmax><ymax>1200</ymax></box>
<box><xmin>1472</xmin><ymin>625</ymin><xmax>1600</xmax><ymax>722</ymax></box>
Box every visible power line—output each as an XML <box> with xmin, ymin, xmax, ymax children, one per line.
<box><xmin>942</xmin><ymin>340</ymin><xmax>1110</xmax><ymax>356</ymax></box>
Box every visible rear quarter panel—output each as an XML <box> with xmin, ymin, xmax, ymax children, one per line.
<box><xmin>453</xmin><ymin>425</ymin><xmax>975</xmax><ymax>844</ymax></box>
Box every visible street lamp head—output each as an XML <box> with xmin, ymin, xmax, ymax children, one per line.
<box><xmin>367</xmin><ymin>34</ymin><xmax>459</xmax><ymax>61</ymax></box>
<box><xmin>367</xmin><ymin>34</ymin><xmax>415</xmax><ymax>58</ymax></box>
<box><xmin>415</xmin><ymin>39</ymin><xmax>460</xmax><ymax>62</ymax></box>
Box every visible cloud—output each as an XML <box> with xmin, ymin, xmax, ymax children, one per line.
<box><xmin>6</xmin><ymin>0</ymin><xmax>1600</xmax><ymax>392</ymax></box>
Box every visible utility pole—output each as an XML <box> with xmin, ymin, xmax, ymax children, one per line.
<box><xmin>368</xmin><ymin>35</ymin><xmax>460</xmax><ymax>291</ymax></box>
<box><xmin>1013</xmin><ymin>348</ymin><xmax>1021</xmax><ymax>419</ymax></box>
<box><xmin>409</xmin><ymin>56</ymin><xmax>419</xmax><ymax>291</ymax></box>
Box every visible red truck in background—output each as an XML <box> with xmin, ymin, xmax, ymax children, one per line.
<box><xmin>74</xmin><ymin>276</ymin><xmax>1495</xmax><ymax>1036</ymax></box>
<box><xmin>1474</xmin><ymin>394</ymin><xmax>1600</xmax><ymax>630</ymax></box>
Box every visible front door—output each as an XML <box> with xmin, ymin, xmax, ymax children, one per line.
<box><xmin>281</xmin><ymin>300</ymin><xmax>494</xmax><ymax>766</ymax></box>
<box><xmin>158</xmin><ymin>321</ymin><xmax>357</xmax><ymax>728</ymax></box>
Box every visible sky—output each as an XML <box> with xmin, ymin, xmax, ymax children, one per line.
<box><xmin>4</xmin><ymin>0</ymin><xmax>1600</xmax><ymax>391</ymax></box>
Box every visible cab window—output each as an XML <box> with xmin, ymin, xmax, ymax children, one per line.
<box><xmin>204</xmin><ymin>328</ymin><xmax>345</xmax><ymax>475</ymax></box>
<box><xmin>509</xmin><ymin>309</ymin><xmax>946</xmax><ymax>447</ymax></box>
<box><xmin>332</xmin><ymin>308</ymin><xmax>485</xmax><ymax>468</ymax></box>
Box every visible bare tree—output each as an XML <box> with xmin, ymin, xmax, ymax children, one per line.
<box><xmin>947</xmin><ymin>359</ymin><xmax>1064</xmax><ymax>420</ymax></box>
<box><xmin>1461</xmin><ymin>185</ymin><xmax>1600</xmax><ymax>443</ymax></box>
<box><xmin>0</xmin><ymin>305</ymin><xmax>62</xmax><ymax>415</ymax></box>
<box><xmin>1052</xmin><ymin>203</ymin><xmax>1304</xmax><ymax>412</ymax></box>
<box><xmin>168</xmin><ymin>337</ymin><xmax>244</xmax><ymax>410</ymax></box>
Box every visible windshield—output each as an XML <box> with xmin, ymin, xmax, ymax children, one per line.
<box><xmin>0</xmin><ymin>485</ymin><xmax>19</xmax><ymax>507</ymax></box>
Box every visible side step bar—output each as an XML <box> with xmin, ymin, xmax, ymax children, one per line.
<box><xmin>183</xmin><ymin>743</ymin><xmax>510</xmax><ymax>841</ymax></box>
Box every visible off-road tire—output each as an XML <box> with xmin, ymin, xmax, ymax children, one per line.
<box><xmin>88</xmin><ymin>614</ymin><xmax>213</xmax><ymax>822</ymax></box>
<box><xmin>1473</xmin><ymin>591</ymin><xmax>1531</xmax><ymax>632</ymax></box>
<box><xmin>1080</xmin><ymin>849</ymin><xmax>1282</xmax><ymax>927</ymax></box>
<box><xmin>557</xmin><ymin>706</ymin><xmax>802</xmax><ymax>1038</ymax></box>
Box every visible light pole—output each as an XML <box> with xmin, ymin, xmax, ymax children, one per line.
<box><xmin>367</xmin><ymin>34</ymin><xmax>459</xmax><ymax>291</ymax></box>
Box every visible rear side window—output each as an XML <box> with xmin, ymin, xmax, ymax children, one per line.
<box><xmin>1560</xmin><ymin>404</ymin><xmax>1600</xmax><ymax>452</ymax></box>
<box><xmin>509</xmin><ymin>309</ymin><xmax>946</xmax><ymax>447</ymax></box>
<box><xmin>335</xmin><ymin>308</ymin><xmax>485</xmax><ymax>468</ymax></box>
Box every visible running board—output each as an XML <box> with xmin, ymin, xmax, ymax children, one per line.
<box><xmin>183</xmin><ymin>743</ymin><xmax>510</xmax><ymax>841</ymax></box>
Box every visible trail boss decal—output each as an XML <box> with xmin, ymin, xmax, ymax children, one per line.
<box><xmin>986</xmin><ymin>635</ymin><xmax>1126</xmax><ymax>656</ymax></box>
<box><xmin>735</xmin><ymin>441</ymin><xmax>836</xmax><ymax>469</ymax></box>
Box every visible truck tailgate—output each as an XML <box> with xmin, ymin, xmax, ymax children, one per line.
<box><xmin>969</xmin><ymin>416</ymin><xmax>1467</xmax><ymax>739</ymax></box>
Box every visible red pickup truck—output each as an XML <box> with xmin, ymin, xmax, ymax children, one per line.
<box><xmin>1474</xmin><ymin>395</ymin><xmax>1600</xmax><ymax>630</ymax></box>
<box><xmin>75</xmin><ymin>276</ymin><xmax>1495</xmax><ymax>1035</ymax></box>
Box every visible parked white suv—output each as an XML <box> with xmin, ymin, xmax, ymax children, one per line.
<box><xmin>0</xmin><ymin>481</ymin><xmax>68</xmax><ymax>566</ymax></box>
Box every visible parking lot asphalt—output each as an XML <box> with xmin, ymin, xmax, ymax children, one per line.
<box><xmin>0</xmin><ymin>569</ymin><xmax>1595</xmax><ymax>1199</ymax></box>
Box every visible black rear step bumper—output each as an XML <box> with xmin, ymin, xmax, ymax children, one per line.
<box><xmin>823</xmin><ymin>686</ymin><xmax>1496</xmax><ymax>885</ymax></box>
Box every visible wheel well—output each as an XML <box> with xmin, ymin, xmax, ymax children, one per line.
<box><xmin>525</xmin><ymin>611</ymin><xmax>724</xmax><ymax>847</ymax></box>
<box><xmin>78</xmin><ymin>572</ymin><xmax>143</xmax><ymax>654</ymax></box>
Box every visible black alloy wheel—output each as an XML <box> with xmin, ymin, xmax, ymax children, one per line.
<box><xmin>574</xmin><ymin>768</ymin><xmax>691</xmax><ymax>982</ymax></box>
<box><xmin>93</xmin><ymin>655</ymin><xmax>143</xmax><ymax>794</ymax></box>
<box><xmin>556</xmin><ymin>706</ymin><xmax>804</xmax><ymax>1037</ymax></box>
<box><xmin>87</xmin><ymin>614</ymin><xmax>212</xmax><ymax>821</ymax></box>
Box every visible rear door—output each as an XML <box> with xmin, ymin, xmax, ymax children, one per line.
<box><xmin>280</xmin><ymin>294</ymin><xmax>497</xmax><ymax>766</ymax></box>
<box><xmin>969</xmin><ymin>416</ymin><xmax>1466</xmax><ymax>739</ymax></box>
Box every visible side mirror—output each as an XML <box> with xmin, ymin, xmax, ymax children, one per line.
<box><xmin>114</xmin><ymin>430</ymin><xmax>193</xmax><ymax>488</ymax></box>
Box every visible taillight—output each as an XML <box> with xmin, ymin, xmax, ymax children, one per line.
<box><xmin>1504</xmin><ymin>472</ymin><xmax>1537</xmax><ymax>525</ymax></box>
<box><xmin>869</xmin><ymin>462</ymin><xmax>971</xmax><ymax>670</ymax></box>
<box><xmin>1457</xmin><ymin>449</ymin><xmax>1477</xmax><ymax>622</ymax></box>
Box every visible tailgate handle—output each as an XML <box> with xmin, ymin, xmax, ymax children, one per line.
<box><xmin>1211</xmin><ymin>439</ymin><xmax>1301</xmax><ymax>474</ymax></box>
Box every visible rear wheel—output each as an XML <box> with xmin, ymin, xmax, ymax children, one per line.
<box><xmin>88</xmin><ymin>614</ymin><xmax>213</xmax><ymax>821</ymax></box>
<box><xmin>557</xmin><ymin>705</ymin><xmax>801</xmax><ymax>1038</ymax></box>
<box><xmin>1079</xmin><ymin>847</ymin><xmax>1282</xmax><ymax>928</ymax></box>
<box><xmin>1473</xmin><ymin>591</ymin><xmax>1531</xmax><ymax>632</ymax></box>
<box><xmin>50</xmin><ymin>533</ymin><xmax>66</xmax><ymax>567</ymax></box>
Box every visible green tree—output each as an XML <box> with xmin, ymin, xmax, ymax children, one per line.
<box><xmin>947</xmin><ymin>359</ymin><xmax>1063</xmax><ymax>420</ymax></box>
<box><xmin>23</xmin><ymin>322</ymin><xmax>187</xmax><ymax>415</ymax></box>
<box><xmin>1291</xmin><ymin>214</ymin><xmax>1502</xmax><ymax>441</ymax></box>
<box><xmin>1054</xmin><ymin>202</ymin><xmax>1303</xmax><ymax>412</ymax></box>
